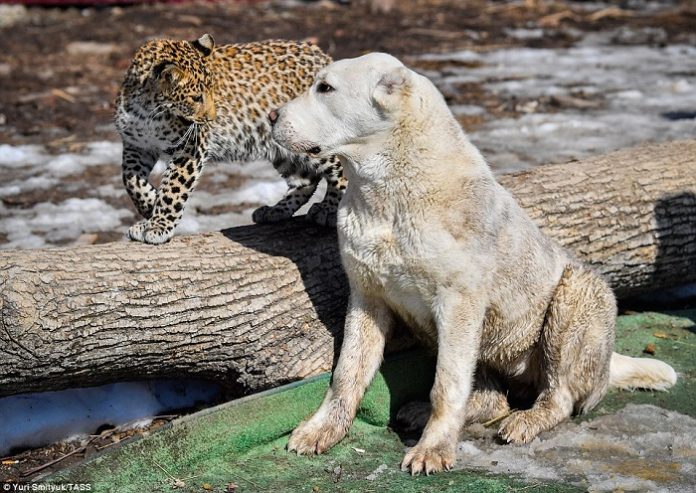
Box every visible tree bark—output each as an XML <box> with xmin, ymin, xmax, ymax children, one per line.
<box><xmin>1</xmin><ymin>140</ymin><xmax>695</xmax><ymax>398</ymax></box>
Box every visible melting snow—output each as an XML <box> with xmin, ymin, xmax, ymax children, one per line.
<box><xmin>0</xmin><ymin>379</ymin><xmax>221</xmax><ymax>455</ymax></box>
<box><xmin>0</xmin><ymin>198</ymin><xmax>131</xmax><ymax>250</ymax></box>
<box><xmin>420</xmin><ymin>44</ymin><xmax>696</xmax><ymax>171</ymax></box>
<box><xmin>455</xmin><ymin>404</ymin><xmax>696</xmax><ymax>492</ymax></box>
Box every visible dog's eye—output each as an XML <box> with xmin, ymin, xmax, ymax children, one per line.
<box><xmin>316</xmin><ymin>82</ymin><xmax>335</xmax><ymax>94</ymax></box>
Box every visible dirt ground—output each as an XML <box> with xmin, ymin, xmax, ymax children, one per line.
<box><xmin>1</xmin><ymin>0</ymin><xmax>695</xmax><ymax>250</ymax></box>
<box><xmin>0</xmin><ymin>0</ymin><xmax>695</xmax><ymax>148</ymax></box>
<box><xmin>1</xmin><ymin>417</ymin><xmax>177</xmax><ymax>483</ymax></box>
<box><xmin>0</xmin><ymin>0</ymin><xmax>695</xmax><ymax>484</ymax></box>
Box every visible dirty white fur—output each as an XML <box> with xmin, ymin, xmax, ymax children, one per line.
<box><xmin>272</xmin><ymin>52</ymin><xmax>677</xmax><ymax>475</ymax></box>
<box><xmin>610</xmin><ymin>353</ymin><xmax>677</xmax><ymax>391</ymax></box>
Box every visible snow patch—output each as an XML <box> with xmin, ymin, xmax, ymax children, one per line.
<box><xmin>456</xmin><ymin>404</ymin><xmax>696</xmax><ymax>492</ymax></box>
<box><xmin>0</xmin><ymin>198</ymin><xmax>131</xmax><ymax>249</ymax></box>
<box><xmin>421</xmin><ymin>43</ymin><xmax>696</xmax><ymax>169</ymax></box>
<box><xmin>0</xmin><ymin>379</ymin><xmax>221</xmax><ymax>455</ymax></box>
<box><xmin>366</xmin><ymin>464</ymin><xmax>389</xmax><ymax>481</ymax></box>
<box><xmin>0</xmin><ymin>141</ymin><xmax>120</xmax><ymax>175</ymax></box>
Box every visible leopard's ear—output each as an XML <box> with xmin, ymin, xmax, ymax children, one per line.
<box><xmin>154</xmin><ymin>62</ymin><xmax>187</xmax><ymax>90</ymax></box>
<box><xmin>191</xmin><ymin>34</ymin><xmax>215</xmax><ymax>57</ymax></box>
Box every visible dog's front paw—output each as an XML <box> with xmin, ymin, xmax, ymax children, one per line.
<box><xmin>307</xmin><ymin>202</ymin><xmax>337</xmax><ymax>227</ymax></box>
<box><xmin>401</xmin><ymin>441</ymin><xmax>455</xmax><ymax>476</ymax></box>
<box><xmin>287</xmin><ymin>418</ymin><xmax>347</xmax><ymax>455</ymax></box>
<box><xmin>498</xmin><ymin>410</ymin><xmax>541</xmax><ymax>444</ymax></box>
<box><xmin>252</xmin><ymin>205</ymin><xmax>293</xmax><ymax>224</ymax></box>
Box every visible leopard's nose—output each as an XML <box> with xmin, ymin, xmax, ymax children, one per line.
<box><xmin>268</xmin><ymin>109</ymin><xmax>279</xmax><ymax>125</ymax></box>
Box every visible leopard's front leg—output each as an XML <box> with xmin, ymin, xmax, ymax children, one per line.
<box><xmin>252</xmin><ymin>158</ymin><xmax>319</xmax><ymax>224</ymax></box>
<box><xmin>128</xmin><ymin>127</ymin><xmax>208</xmax><ymax>245</ymax></box>
<box><xmin>122</xmin><ymin>143</ymin><xmax>158</xmax><ymax>219</ymax></box>
<box><xmin>307</xmin><ymin>155</ymin><xmax>346</xmax><ymax>227</ymax></box>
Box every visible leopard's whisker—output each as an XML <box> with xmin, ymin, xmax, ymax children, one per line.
<box><xmin>173</xmin><ymin>124</ymin><xmax>194</xmax><ymax>147</ymax></box>
<box><xmin>146</xmin><ymin>104</ymin><xmax>167</xmax><ymax>122</ymax></box>
<box><xmin>181</xmin><ymin>124</ymin><xmax>195</xmax><ymax>151</ymax></box>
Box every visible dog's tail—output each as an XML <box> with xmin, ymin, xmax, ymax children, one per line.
<box><xmin>609</xmin><ymin>352</ymin><xmax>677</xmax><ymax>391</ymax></box>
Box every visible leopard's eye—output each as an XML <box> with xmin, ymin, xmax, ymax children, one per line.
<box><xmin>192</xmin><ymin>95</ymin><xmax>203</xmax><ymax>103</ymax></box>
<box><xmin>316</xmin><ymin>82</ymin><xmax>335</xmax><ymax>94</ymax></box>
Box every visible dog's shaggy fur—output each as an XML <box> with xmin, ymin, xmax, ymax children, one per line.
<box><xmin>271</xmin><ymin>53</ymin><xmax>677</xmax><ymax>475</ymax></box>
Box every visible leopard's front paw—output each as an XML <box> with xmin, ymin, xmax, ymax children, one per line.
<box><xmin>127</xmin><ymin>220</ymin><xmax>174</xmax><ymax>245</ymax></box>
<box><xmin>127</xmin><ymin>220</ymin><xmax>148</xmax><ymax>242</ymax></box>
<box><xmin>143</xmin><ymin>224</ymin><xmax>174</xmax><ymax>245</ymax></box>
<box><xmin>252</xmin><ymin>205</ymin><xmax>294</xmax><ymax>224</ymax></box>
<box><xmin>401</xmin><ymin>441</ymin><xmax>455</xmax><ymax>476</ymax></box>
<box><xmin>307</xmin><ymin>202</ymin><xmax>337</xmax><ymax>227</ymax></box>
<box><xmin>287</xmin><ymin>418</ymin><xmax>347</xmax><ymax>455</ymax></box>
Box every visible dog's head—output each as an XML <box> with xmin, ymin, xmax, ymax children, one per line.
<box><xmin>270</xmin><ymin>52</ymin><xmax>419</xmax><ymax>158</ymax></box>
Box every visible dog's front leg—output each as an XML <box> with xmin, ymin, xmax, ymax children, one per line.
<box><xmin>287</xmin><ymin>290</ymin><xmax>392</xmax><ymax>455</ymax></box>
<box><xmin>401</xmin><ymin>294</ymin><xmax>484</xmax><ymax>475</ymax></box>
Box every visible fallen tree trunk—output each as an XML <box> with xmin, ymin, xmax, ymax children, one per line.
<box><xmin>1</xmin><ymin>140</ymin><xmax>695</xmax><ymax>398</ymax></box>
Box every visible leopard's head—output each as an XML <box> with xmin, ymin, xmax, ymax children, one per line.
<box><xmin>136</xmin><ymin>34</ymin><xmax>217</xmax><ymax>124</ymax></box>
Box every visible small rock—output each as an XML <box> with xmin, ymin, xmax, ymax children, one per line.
<box><xmin>0</xmin><ymin>5</ymin><xmax>28</xmax><ymax>29</ymax></box>
<box><xmin>366</xmin><ymin>463</ymin><xmax>388</xmax><ymax>481</ymax></box>
<box><xmin>644</xmin><ymin>343</ymin><xmax>656</xmax><ymax>355</ymax></box>
<box><xmin>66</xmin><ymin>41</ymin><xmax>119</xmax><ymax>56</ymax></box>
<box><xmin>75</xmin><ymin>234</ymin><xmax>98</xmax><ymax>245</ymax></box>
<box><xmin>178</xmin><ymin>14</ymin><xmax>203</xmax><ymax>26</ymax></box>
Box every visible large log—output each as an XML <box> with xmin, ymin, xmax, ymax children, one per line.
<box><xmin>1</xmin><ymin>140</ymin><xmax>695</xmax><ymax>398</ymax></box>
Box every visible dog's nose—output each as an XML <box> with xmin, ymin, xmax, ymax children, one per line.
<box><xmin>268</xmin><ymin>109</ymin><xmax>279</xmax><ymax>125</ymax></box>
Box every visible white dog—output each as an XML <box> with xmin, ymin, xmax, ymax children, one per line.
<box><xmin>270</xmin><ymin>53</ymin><xmax>677</xmax><ymax>475</ymax></box>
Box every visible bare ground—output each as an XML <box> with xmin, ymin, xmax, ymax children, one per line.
<box><xmin>1</xmin><ymin>0</ymin><xmax>695</xmax><ymax>147</ymax></box>
<box><xmin>0</xmin><ymin>0</ymin><xmax>695</xmax><ymax>482</ymax></box>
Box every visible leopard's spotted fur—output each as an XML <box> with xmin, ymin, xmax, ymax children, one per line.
<box><xmin>115</xmin><ymin>34</ymin><xmax>345</xmax><ymax>244</ymax></box>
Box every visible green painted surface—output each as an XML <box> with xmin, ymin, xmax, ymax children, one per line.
<box><xmin>589</xmin><ymin>310</ymin><xmax>696</xmax><ymax>419</ymax></box>
<box><xmin>49</xmin><ymin>311</ymin><xmax>695</xmax><ymax>492</ymax></box>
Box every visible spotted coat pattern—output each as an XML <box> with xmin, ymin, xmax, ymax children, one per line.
<box><xmin>115</xmin><ymin>35</ymin><xmax>345</xmax><ymax>244</ymax></box>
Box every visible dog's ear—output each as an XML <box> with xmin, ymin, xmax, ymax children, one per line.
<box><xmin>372</xmin><ymin>66</ymin><xmax>411</xmax><ymax>110</ymax></box>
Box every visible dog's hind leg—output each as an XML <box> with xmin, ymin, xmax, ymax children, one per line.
<box><xmin>397</xmin><ymin>365</ymin><xmax>509</xmax><ymax>433</ymax></box>
<box><xmin>464</xmin><ymin>366</ymin><xmax>510</xmax><ymax>424</ymax></box>
<box><xmin>498</xmin><ymin>265</ymin><xmax>615</xmax><ymax>444</ymax></box>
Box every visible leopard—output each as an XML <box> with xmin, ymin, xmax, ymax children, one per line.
<box><xmin>115</xmin><ymin>34</ymin><xmax>345</xmax><ymax>244</ymax></box>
